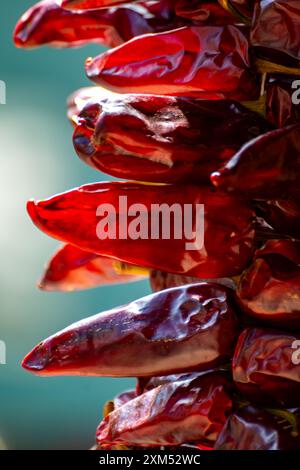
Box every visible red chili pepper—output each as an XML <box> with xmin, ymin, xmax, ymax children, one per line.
<box><xmin>58</xmin><ymin>0</ymin><xmax>136</xmax><ymax>10</ymax></box>
<box><xmin>85</xmin><ymin>25</ymin><xmax>259</xmax><ymax>100</ymax></box>
<box><xmin>254</xmin><ymin>198</ymin><xmax>300</xmax><ymax>240</ymax></box>
<box><xmin>73</xmin><ymin>91</ymin><xmax>272</xmax><ymax>183</ymax></box>
<box><xmin>232</xmin><ymin>327</ymin><xmax>300</xmax><ymax>407</ymax></box>
<box><xmin>215</xmin><ymin>404</ymin><xmax>300</xmax><ymax>450</ymax></box>
<box><xmin>22</xmin><ymin>283</ymin><xmax>239</xmax><ymax>376</ymax></box>
<box><xmin>14</xmin><ymin>0</ymin><xmax>187</xmax><ymax>49</ymax></box>
<box><xmin>251</xmin><ymin>0</ymin><xmax>300</xmax><ymax>69</ymax></box>
<box><xmin>26</xmin><ymin>181</ymin><xmax>256</xmax><ymax>278</ymax></box>
<box><xmin>236</xmin><ymin>240</ymin><xmax>300</xmax><ymax>328</ymax></box>
<box><xmin>211</xmin><ymin>124</ymin><xmax>300</xmax><ymax>199</ymax></box>
<box><xmin>39</xmin><ymin>243</ymin><xmax>146</xmax><ymax>291</ymax></box>
<box><xmin>96</xmin><ymin>371</ymin><xmax>232</xmax><ymax>447</ymax></box>
<box><xmin>266</xmin><ymin>75</ymin><xmax>300</xmax><ymax>128</ymax></box>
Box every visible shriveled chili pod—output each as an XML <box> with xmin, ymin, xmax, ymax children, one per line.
<box><xmin>58</xmin><ymin>0</ymin><xmax>136</xmax><ymax>10</ymax></box>
<box><xmin>254</xmin><ymin>198</ymin><xmax>300</xmax><ymax>240</ymax></box>
<box><xmin>73</xmin><ymin>91</ymin><xmax>272</xmax><ymax>183</ymax></box>
<box><xmin>14</xmin><ymin>0</ymin><xmax>186</xmax><ymax>49</ymax></box>
<box><xmin>251</xmin><ymin>0</ymin><xmax>300</xmax><ymax>73</ymax></box>
<box><xmin>236</xmin><ymin>240</ymin><xmax>300</xmax><ymax>328</ymax></box>
<box><xmin>215</xmin><ymin>404</ymin><xmax>300</xmax><ymax>450</ymax></box>
<box><xmin>39</xmin><ymin>243</ymin><xmax>146</xmax><ymax>291</ymax></box>
<box><xmin>22</xmin><ymin>283</ymin><xmax>239</xmax><ymax>376</ymax></box>
<box><xmin>150</xmin><ymin>269</ymin><xmax>236</xmax><ymax>293</ymax></box>
<box><xmin>211</xmin><ymin>124</ymin><xmax>300</xmax><ymax>199</ymax></box>
<box><xmin>96</xmin><ymin>371</ymin><xmax>232</xmax><ymax>447</ymax></box>
<box><xmin>232</xmin><ymin>327</ymin><xmax>300</xmax><ymax>407</ymax></box>
<box><xmin>26</xmin><ymin>181</ymin><xmax>256</xmax><ymax>278</ymax></box>
<box><xmin>86</xmin><ymin>25</ymin><xmax>259</xmax><ymax>100</ymax></box>
<box><xmin>266</xmin><ymin>75</ymin><xmax>300</xmax><ymax>128</ymax></box>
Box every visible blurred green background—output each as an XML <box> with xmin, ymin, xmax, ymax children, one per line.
<box><xmin>0</xmin><ymin>1</ymin><xmax>150</xmax><ymax>449</ymax></box>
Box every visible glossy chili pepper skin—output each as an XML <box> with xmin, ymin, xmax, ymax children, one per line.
<box><xmin>251</xmin><ymin>0</ymin><xmax>300</xmax><ymax>68</ymax></box>
<box><xmin>236</xmin><ymin>240</ymin><xmax>300</xmax><ymax>328</ymax></box>
<box><xmin>73</xmin><ymin>91</ymin><xmax>273</xmax><ymax>184</ymax></box>
<box><xmin>26</xmin><ymin>182</ymin><xmax>256</xmax><ymax>278</ymax></box>
<box><xmin>22</xmin><ymin>283</ymin><xmax>239</xmax><ymax>377</ymax></box>
<box><xmin>86</xmin><ymin>25</ymin><xmax>259</xmax><ymax>100</ymax></box>
<box><xmin>215</xmin><ymin>404</ymin><xmax>300</xmax><ymax>450</ymax></box>
<box><xmin>254</xmin><ymin>198</ymin><xmax>300</xmax><ymax>240</ymax></box>
<box><xmin>266</xmin><ymin>75</ymin><xmax>300</xmax><ymax>128</ymax></box>
<box><xmin>14</xmin><ymin>0</ymin><xmax>187</xmax><ymax>49</ymax></box>
<box><xmin>211</xmin><ymin>124</ymin><xmax>300</xmax><ymax>199</ymax></box>
<box><xmin>150</xmin><ymin>269</ymin><xmax>236</xmax><ymax>293</ymax></box>
<box><xmin>39</xmin><ymin>243</ymin><xmax>146</xmax><ymax>291</ymax></box>
<box><xmin>175</xmin><ymin>0</ymin><xmax>236</xmax><ymax>24</ymax></box>
<box><xmin>58</xmin><ymin>0</ymin><xmax>136</xmax><ymax>10</ymax></box>
<box><xmin>96</xmin><ymin>371</ymin><xmax>232</xmax><ymax>447</ymax></box>
<box><xmin>232</xmin><ymin>328</ymin><xmax>300</xmax><ymax>407</ymax></box>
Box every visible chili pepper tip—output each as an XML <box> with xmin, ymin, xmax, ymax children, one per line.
<box><xmin>22</xmin><ymin>344</ymin><xmax>47</xmax><ymax>374</ymax></box>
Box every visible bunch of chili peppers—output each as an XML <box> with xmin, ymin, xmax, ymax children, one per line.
<box><xmin>15</xmin><ymin>0</ymin><xmax>300</xmax><ymax>450</ymax></box>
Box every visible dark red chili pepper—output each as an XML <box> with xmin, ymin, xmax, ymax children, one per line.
<box><xmin>96</xmin><ymin>371</ymin><xmax>232</xmax><ymax>447</ymax></box>
<box><xmin>73</xmin><ymin>91</ymin><xmax>272</xmax><ymax>184</ymax></box>
<box><xmin>215</xmin><ymin>404</ymin><xmax>300</xmax><ymax>450</ymax></box>
<box><xmin>211</xmin><ymin>124</ymin><xmax>300</xmax><ymax>199</ymax></box>
<box><xmin>26</xmin><ymin>181</ymin><xmax>256</xmax><ymax>278</ymax></box>
<box><xmin>85</xmin><ymin>25</ymin><xmax>259</xmax><ymax>100</ymax></box>
<box><xmin>251</xmin><ymin>0</ymin><xmax>300</xmax><ymax>69</ymax></box>
<box><xmin>236</xmin><ymin>240</ymin><xmax>300</xmax><ymax>328</ymax></box>
<box><xmin>22</xmin><ymin>283</ymin><xmax>239</xmax><ymax>376</ymax></box>
<box><xmin>254</xmin><ymin>198</ymin><xmax>300</xmax><ymax>240</ymax></box>
<box><xmin>39</xmin><ymin>243</ymin><xmax>146</xmax><ymax>291</ymax></box>
<box><xmin>14</xmin><ymin>0</ymin><xmax>187</xmax><ymax>49</ymax></box>
<box><xmin>58</xmin><ymin>0</ymin><xmax>136</xmax><ymax>10</ymax></box>
<box><xmin>266</xmin><ymin>75</ymin><xmax>300</xmax><ymax>128</ymax></box>
<box><xmin>232</xmin><ymin>327</ymin><xmax>300</xmax><ymax>407</ymax></box>
<box><xmin>150</xmin><ymin>269</ymin><xmax>236</xmax><ymax>293</ymax></box>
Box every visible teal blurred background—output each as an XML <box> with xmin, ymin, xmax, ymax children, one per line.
<box><xmin>0</xmin><ymin>1</ymin><xmax>150</xmax><ymax>449</ymax></box>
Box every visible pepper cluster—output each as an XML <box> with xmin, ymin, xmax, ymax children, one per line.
<box><xmin>15</xmin><ymin>0</ymin><xmax>300</xmax><ymax>450</ymax></box>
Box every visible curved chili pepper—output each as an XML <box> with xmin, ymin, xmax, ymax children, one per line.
<box><xmin>251</xmin><ymin>0</ymin><xmax>300</xmax><ymax>69</ymax></box>
<box><xmin>96</xmin><ymin>371</ymin><xmax>232</xmax><ymax>447</ymax></box>
<box><xmin>236</xmin><ymin>240</ymin><xmax>300</xmax><ymax>328</ymax></box>
<box><xmin>22</xmin><ymin>283</ymin><xmax>239</xmax><ymax>376</ymax></box>
<box><xmin>254</xmin><ymin>198</ymin><xmax>300</xmax><ymax>240</ymax></box>
<box><xmin>14</xmin><ymin>0</ymin><xmax>187</xmax><ymax>49</ymax></box>
<box><xmin>73</xmin><ymin>91</ymin><xmax>272</xmax><ymax>183</ymax></box>
<box><xmin>85</xmin><ymin>25</ymin><xmax>259</xmax><ymax>100</ymax></box>
<box><xmin>39</xmin><ymin>243</ymin><xmax>146</xmax><ymax>291</ymax></box>
<box><xmin>150</xmin><ymin>269</ymin><xmax>236</xmax><ymax>293</ymax></box>
<box><xmin>215</xmin><ymin>404</ymin><xmax>300</xmax><ymax>450</ymax></box>
<box><xmin>58</xmin><ymin>0</ymin><xmax>136</xmax><ymax>10</ymax></box>
<box><xmin>26</xmin><ymin>182</ymin><xmax>256</xmax><ymax>278</ymax></box>
<box><xmin>211</xmin><ymin>124</ymin><xmax>300</xmax><ymax>199</ymax></box>
<box><xmin>232</xmin><ymin>327</ymin><xmax>300</xmax><ymax>407</ymax></box>
<box><xmin>266</xmin><ymin>75</ymin><xmax>300</xmax><ymax>128</ymax></box>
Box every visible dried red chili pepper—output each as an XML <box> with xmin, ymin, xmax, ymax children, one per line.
<box><xmin>254</xmin><ymin>198</ymin><xmax>300</xmax><ymax>240</ymax></box>
<box><xmin>232</xmin><ymin>327</ymin><xmax>300</xmax><ymax>407</ymax></box>
<box><xmin>150</xmin><ymin>269</ymin><xmax>236</xmax><ymax>293</ymax></box>
<box><xmin>266</xmin><ymin>75</ymin><xmax>300</xmax><ymax>128</ymax></box>
<box><xmin>58</xmin><ymin>0</ymin><xmax>136</xmax><ymax>10</ymax></box>
<box><xmin>215</xmin><ymin>404</ymin><xmax>300</xmax><ymax>450</ymax></box>
<box><xmin>26</xmin><ymin>182</ymin><xmax>256</xmax><ymax>278</ymax></box>
<box><xmin>14</xmin><ymin>0</ymin><xmax>187</xmax><ymax>49</ymax></box>
<box><xmin>22</xmin><ymin>283</ymin><xmax>239</xmax><ymax>376</ymax></box>
<box><xmin>67</xmin><ymin>87</ymin><xmax>102</xmax><ymax>125</ymax></box>
<box><xmin>39</xmin><ymin>243</ymin><xmax>146</xmax><ymax>291</ymax></box>
<box><xmin>211</xmin><ymin>124</ymin><xmax>300</xmax><ymax>199</ymax></box>
<box><xmin>96</xmin><ymin>371</ymin><xmax>232</xmax><ymax>447</ymax></box>
<box><xmin>85</xmin><ymin>25</ymin><xmax>259</xmax><ymax>100</ymax></box>
<box><xmin>73</xmin><ymin>91</ymin><xmax>272</xmax><ymax>183</ymax></box>
<box><xmin>236</xmin><ymin>240</ymin><xmax>300</xmax><ymax>328</ymax></box>
<box><xmin>175</xmin><ymin>0</ymin><xmax>236</xmax><ymax>24</ymax></box>
<box><xmin>251</xmin><ymin>0</ymin><xmax>300</xmax><ymax>70</ymax></box>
